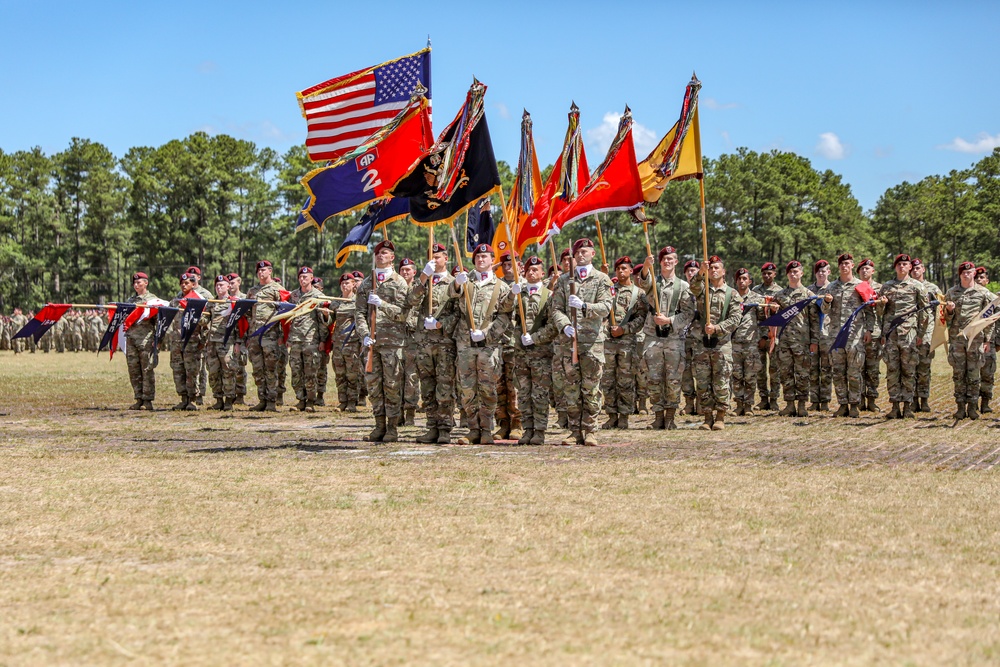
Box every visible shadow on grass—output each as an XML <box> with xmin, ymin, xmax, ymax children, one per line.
<box><xmin>189</xmin><ymin>441</ymin><xmax>365</xmax><ymax>454</ymax></box>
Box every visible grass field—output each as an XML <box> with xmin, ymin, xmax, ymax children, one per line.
<box><xmin>1</xmin><ymin>351</ymin><xmax>999</xmax><ymax>665</ymax></box>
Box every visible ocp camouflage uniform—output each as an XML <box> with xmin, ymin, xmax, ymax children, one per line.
<box><xmin>355</xmin><ymin>267</ymin><xmax>411</xmax><ymax>432</ymax></box>
<box><xmin>329</xmin><ymin>298</ymin><xmax>362</xmax><ymax>410</ymax></box>
<box><xmin>512</xmin><ymin>282</ymin><xmax>558</xmax><ymax>443</ymax></box>
<box><xmin>807</xmin><ymin>280</ymin><xmax>834</xmax><ymax>407</ymax></box>
<box><xmin>681</xmin><ymin>330</ymin><xmax>697</xmax><ymax>411</ymax></box>
<box><xmin>982</xmin><ymin>313</ymin><xmax>999</xmax><ymax>411</ymax></box>
<box><xmin>406</xmin><ymin>272</ymin><xmax>459</xmax><ymax>441</ymax></box>
<box><xmin>731</xmin><ymin>292</ymin><xmax>764</xmax><ymax>413</ymax></box>
<box><xmin>944</xmin><ymin>282</ymin><xmax>995</xmax><ymax>415</ymax></box>
<box><xmin>401</xmin><ymin>298</ymin><xmax>421</xmax><ymax>423</ymax></box>
<box><xmin>10</xmin><ymin>313</ymin><xmax>27</xmax><ymax>352</ymax></box>
<box><xmin>635</xmin><ymin>270</ymin><xmax>695</xmax><ymax>426</ymax></box>
<box><xmin>773</xmin><ymin>285</ymin><xmax>820</xmax><ymax>411</ymax></box>
<box><xmin>863</xmin><ymin>279</ymin><xmax>883</xmax><ymax>406</ymax></box>
<box><xmin>601</xmin><ymin>282</ymin><xmax>647</xmax><ymax>425</ymax></box>
<box><xmin>317</xmin><ymin>319</ymin><xmax>332</xmax><ymax>405</ymax></box>
<box><xmin>916</xmin><ymin>279</ymin><xmax>942</xmax><ymax>406</ymax></box>
<box><xmin>879</xmin><ymin>277</ymin><xmax>928</xmax><ymax>411</ymax></box>
<box><xmin>550</xmin><ymin>265</ymin><xmax>615</xmax><ymax>441</ymax></box>
<box><xmin>449</xmin><ymin>270</ymin><xmax>515</xmax><ymax>440</ymax></box>
<box><xmin>288</xmin><ymin>287</ymin><xmax>329</xmax><ymax>409</ymax></box>
<box><xmin>169</xmin><ymin>285</ymin><xmax>213</xmax><ymax>406</ymax></box>
<box><xmin>246</xmin><ymin>281</ymin><xmax>286</xmax><ymax>407</ymax></box>
<box><xmin>126</xmin><ymin>293</ymin><xmax>160</xmax><ymax>405</ymax></box>
<box><xmin>495</xmin><ymin>274</ymin><xmax>522</xmax><ymax>436</ymax></box>
<box><xmin>205</xmin><ymin>299</ymin><xmax>239</xmax><ymax>406</ymax></box>
<box><xmin>689</xmin><ymin>279</ymin><xmax>744</xmax><ymax>427</ymax></box>
<box><xmin>230</xmin><ymin>288</ymin><xmax>249</xmax><ymax>402</ymax></box>
<box><xmin>54</xmin><ymin>317</ymin><xmax>66</xmax><ymax>353</ymax></box>
<box><xmin>0</xmin><ymin>317</ymin><xmax>9</xmax><ymax>350</ymax></box>
<box><xmin>822</xmin><ymin>278</ymin><xmax>876</xmax><ymax>411</ymax></box>
<box><xmin>752</xmin><ymin>281</ymin><xmax>783</xmax><ymax>406</ymax></box>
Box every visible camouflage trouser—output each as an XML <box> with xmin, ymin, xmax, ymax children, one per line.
<box><xmin>915</xmin><ymin>341</ymin><xmax>934</xmax><ymax>399</ymax></box>
<box><xmin>125</xmin><ymin>333</ymin><xmax>157</xmax><ymax>401</ymax></box>
<box><xmin>495</xmin><ymin>347</ymin><xmax>521</xmax><ymax>421</ymax></box>
<box><xmin>777</xmin><ymin>340</ymin><xmax>810</xmax><ymax>402</ymax></box>
<box><xmin>830</xmin><ymin>343</ymin><xmax>865</xmax><ymax>405</ymax></box>
<box><xmin>277</xmin><ymin>343</ymin><xmax>288</xmax><ymax>398</ymax></box>
<box><xmin>199</xmin><ymin>351</ymin><xmax>208</xmax><ymax>398</ymax></box>
<box><xmin>206</xmin><ymin>340</ymin><xmax>238</xmax><ymax>400</ymax></box>
<box><xmin>457</xmin><ymin>344</ymin><xmax>502</xmax><ymax>428</ymax></box>
<box><xmin>289</xmin><ymin>340</ymin><xmax>322</xmax><ymax>401</ymax></box>
<box><xmin>681</xmin><ymin>337</ymin><xmax>696</xmax><ymax>399</ymax></box>
<box><xmin>756</xmin><ymin>342</ymin><xmax>780</xmax><ymax>401</ymax></box>
<box><xmin>236</xmin><ymin>349</ymin><xmax>248</xmax><ymax>397</ymax></box>
<box><xmin>636</xmin><ymin>348</ymin><xmax>649</xmax><ymax>404</ymax></box>
<box><xmin>55</xmin><ymin>334</ymin><xmax>64</xmax><ymax>353</ymax></box>
<box><xmin>863</xmin><ymin>339</ymin><xmax>882</xmax><ymax>398</ymax></box>
<box><xmin>982</xmin><ymin>349</ymin><xmax>997</xmax><ymax>398</ymax></box>
<box><xmin>331</xmin><ymin>342</ymin><xmax>362</xmax><ymax>406</ymax></box>
<box><xmin>644</xmin><ymin>336</ymin><xmax>685</xmax><ymax>411</ymax></box>
<box><xmin>602</xmin><ymin>338</ymin><xmax>638</xmax><ymax>415</ymax></box>
<box><xmin>731</xmin><ymin>341</ymin><xmax>761</xmax><ymax>406</ymax></box>
<box><xmin>12</xmin><ymin>336</ymin><xmax>24</xmax><ymax>353</ymax></box>
<box><xmin>692</xmin><ymin>342</ymin><xmax>733</xmax><ymax>412</ymax></box>
<box><xmin>318</xmin><ymin>350</ymin><xmax>330</xmax><ymax>397</ymax></box>
<box><xmin>416</xmin><ymin>342</ymin><xmax>457</xmax><ymax>429</ymax></box>
<box><xmin>948</xmin><ymin>338</ymin><xmax>985</xmax><ymax>402</ymax></box>
<box><xmin>170</xmin><ymin>337</ymin><xmax>205</xmax><ymax>400</ymax></box>
<box><xmin>809</xmin><ymin>344</ymin><xmax>832</xmax><ymax>403</ymax></box>
<box><xmin>555</xmin><ymin>341</ymin><xmax>605</xmax><ymax>433</ymax></box>
<box><xmin>364</xmin><ymin>345</ymin><xmax>403</xmax><ymax>420</ymax></box>
<box><xmin>550</xmin><ymin>351</ymin><xmax>568</xmax><ymax>414</ymax></box>
<box><xmin>247</xmin><ymin>330</ymin><xmax>281</xmax><ymax>403</ymax></box>
<box><xmin>403</xmin><ymin>343</ymin><xmax>420</xmax><ymax>410</ymax></box>
<box><xmin>513</xmin><ymin>348</ymin><xmax>552</xmax><ymax>431</ymax></box>
<box><xmin>72</xmin><ymin>333</ymin><xmax>83</xmax><ymax>351</ymax></box>
<box><xmin>884</xmin><ymin>334</ymin><xmax>918</xmax><ymax>403</ymax></box>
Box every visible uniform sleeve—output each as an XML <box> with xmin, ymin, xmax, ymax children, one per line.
<box><xmin>915</xmin><ymin>285</ymin><xmax>929</xmax><ymax>340</ymax></box>
<box><xmin>717</xmin><ymin>291</ymin><xmax>744</xmax><ymax>336</ymax></box>
<box><xmin>355</xmin><ymin>285</ymin><xmax>371</xmax><ymax>339</ymax></box>
<box><xmin>671</xmin><ymin>286</ymin><xmax>695</xmax><ymax>333</ymax></box>
<box><xmin>622</xmin><ymin>295</ymin><xmax>648</xmax><ymax>336</ymax></box>
<box><xmin>583</xmin><ymin>276</ymin><xmax>613</xmax><ymax>321</ymax></box>
<box><xmin>550</xmin><ymin>277</ymin><xmax>571</xmax><ymax>331</ymax></box>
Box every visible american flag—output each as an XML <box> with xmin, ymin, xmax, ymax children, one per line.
<box><xmin>297</xmin><ymin>49</ymin><xmax>431</xmax><ymax>163</ymax></box>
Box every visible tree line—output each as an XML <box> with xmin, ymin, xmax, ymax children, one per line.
<box><xmin>1</xmin><ymin>135</ymin><xmax>997</xmax><ymax>310</ymax></box>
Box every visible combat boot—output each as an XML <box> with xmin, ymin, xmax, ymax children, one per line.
<box><xmin>183</xmin><ymin>401</ymin><xmax>199</xmax><ymax>411</ymax></box>
<box><xmin>778</xmin><ymin>401</ymin><xmax>796</xmax><ymax>417</ymax></box>
<box><xmin>712</xmin><ymin>409</ymin><xmax>726</xmax><ymax>431</ymax></box>
<box><xmin>664</xmin><ymin>408</ymin><xmax>678</xmax><ymax>430</ymax></box>
<box><xmin>315</xmin><ymin>393</ymin><xmax>325</xmax><ymax>407</ymax></box>
<box><xmin>416</xmin><ymin>427</ymin><xmax>439</xmax><ymax>444</ymax></box>
<box><xmin>529</xmin><ymin>429</ymin><xmax>546</xmax><ymax>445</ymax></box>
<box><xmin>172</xmin><ymin>397</ymin><xmax>189</xmax><ymax>411</ymax></box>
<box><xmin>234</xmin><ymin>395</ymin><xmax>246</xmax><ymax>406</ymax></box>
<box><xmin>810</xmin><ymin>401</ymin><xmax>821</xmax><ymax>412</ymax></box>
<box><xmin>366</xmin><ymin>417</ymin><xmax>387</xmax><ymax>442</ymax></box>
<box><xmin>796</xmin><ymin>400</ymin><xmax>808</xmax><ymax>417</ymax></box>
<box><xmin>698</xmin><ymin>410</ymin><xmax>714</xmax><ymax>431</ymax></box>
<box><xmin>480</xmin><ymin>417</ymin><xmax>495</xmax><ymax>445</ymax></box>
<box><xmin>557</xmin><ymin>412</ymin><xmax>568</xmax><ymax>428</ymax></box>
<box><xmin>848</xmin><ymin>403</ymin><xmax>860</xmax><ymax>418</ymax></box>
<box><xmin>885</xmin><ymin>402</ymin><xmax>900</xmax><ymax>420</ymax></box>
<box><xmin>294</xmin><ymin>399</ymin><xmax>307</xmax><ymax>412</ymax></box>
<box><xmin>918</xmin><ymin>397</ymin><xmax>930</xmax><ymax>412</ymax></box>
<box><xmin>601</xmin><ymin>413</ymin><xmax>618</xmax><ymax>429</ymax></box>
<box><xmin>835</xmin><ymin>404</ymin><xmax>849</xmax><ymax>417</ymax></box>
<box><xmin>967</xmin><ymin>401</ymin><xmax>979</xmax><ymax>420</ymax></box>
<box><xmin>637</xmin><ymin>397</ymin><xmax>648</xmax><ymax>414</ymax></box>
<box><xmin>338</xmin><ymin>400</ymin><xmax>348</xmax><ymax>411</ymax></box>
<box><xmin>683</xmin><ymin>395</ymin><xmax>697</xmax><ymax>416</ymax></box>
<box><xmin>954</xmin><ymin>402</ymin><xmax>967</xmax><ymax>420</ymax></box>
<box><xmin>128</xmin><ymin>399</ymin><xmax>143</xmax><ymax>411</ymax></box>
<box><xmin>649</xmin><ymin>411</ymin><xmax>665</xmax><ymax>430</ymax></box>
<box><xmin>494</xmin><ymin>417</ymin><xmax>511</xmax><ymax>441</ymax></box>
<box><xmin>276</xmin><ymin>393</ymin><xmax>284</xmax><ymax>407</ymax></box>
<box><xmin>345</xmin><ymin>401</ymin><xmax>357</xmax><ymax>413</ymax></box>
<box><xmin>305</xmin><ymin>400</ymin><xmax>316</xmax><ymax>413</ymax></box>
<box><xmin>518</xmin><ymin>429</ymin><xmax>534</xmax><ymax>445</ymax></box>
<box><xmin>209</xmin><ymin>398</ymin><xmax>224</xmax><ymax>411</ymax></box>
<box><xmin>142</xmin><ymin>400</ymin><xmax>154</xmax><ymax>411</ymax></box>
<box><xmin>510</xmin><ymin>417</ymin><xmax>523</xmax><ymax>438</ymax></box>
<box><xmin>404</xmin><ymin>408</ymin><xmax>416</xmax><ymax>426</ymax></box>
<box><xmin>618</xmin><ymin>414</ymin><xmax>629</xmax><ymax>430</ymax></box>
<box><xmin>250</xmin><ymin>400</ymin><xmax>267</xmax><ymax>412</ymax></box>
<box><xmin>223</xmin><ymin>398</ymin><xmax>234</xmax><ymax>412</ymax></box>
<box><xmin>822</xmin><ymin>401</ymin><xmax>831</xmax><ymax>411</ymax></box>
<box><xmin>194</xmin><ymin>396</ymin><xmax>204</xmax><ymax>406</ymax></box>
<box><xmin>583</xmin><ymin>431</ymin><xmax>598</xmax><ymax>446</ymax></box>
<box><xmin>457</xmin><ymin>428</ymin><xmax>480</xmax><ymax>445</ymax></box>
<box><xmin>265</xmin><ymin>401</ymin><xmax>278</xmax><ymax>412</ymax></box>
<box><xmin>901</xmin><ymin>401</ymin><xmax>915</xmax><ymax>419</ymax></box>
<box><xmin>436</xmin><ymin>429</ymin><xmax>451</xmax><ymax>445</ymax></box>
<box><xmin>755</xmin><ymin>396</ymin><xmax>770</xmax><ymax>411</ymax></box>
<box><xmin>981</xmin><ymin>394</ymin><xmax>993</xmax><ymax>414</ymax></box>
<box><xmin>560</xmin><ymin>431</ymin><xmax>583</xmax><ymax>446</ymax></box>
<box><xmin>383</xmin><ymin>420</ymin><xmax>399</xmax><ymax>442</ymax></box>
<box><xmin>867</xmin><ymin>396</ymin><xmax>881</xmax><ymax>413</ymax></box>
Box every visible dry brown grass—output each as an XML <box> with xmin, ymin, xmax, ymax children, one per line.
<box><xmin>1</xmin><ymin>351</ymin><xmax>999</xmax><ymax>665</ymax></box>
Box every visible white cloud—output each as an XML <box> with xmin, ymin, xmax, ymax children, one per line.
<box><xmin>721</xmin><ymin>130</ymin><xmax>732</xmax><ymax>147</ymax></box>
<box><xmin>703</xmin><ymin>97</ymin><xmax>738</xmax><ymax>110</ymax></box>
<box><xmin>586</xmin><ymin>112</ymin><xmax>658</xmax><ymax>159</ymax></box>
<box><xmin>938</xmin><ymin>132</ymin><xmax>1000</xmax><ymax>154</ymax></box>
<box><xmin>494</xmin><ymin>102</ymin><xmax>511</xmax><ymax>120</ymax></box>
<box><xmin>815</xmin><ymin>132</ymin><xmax>846</xmax><ymax>160</ymax></box>
<box><xmin>195</xmin><ymin>119</ymin><xmax>295</xmax><ymax>143</ymax></box>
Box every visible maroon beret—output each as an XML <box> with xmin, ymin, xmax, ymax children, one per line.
<box><xmin>837</xmin><ymin>253</ymin><xmax>853</xmax><ymax>265</ymax></box>
<box><xmin>785</xmin><ymin>260</ymin><xmax>802</xmax><ymax>273</ymax></box>
<box><xmin>761</xmin><ymin>262</ymin><xmax>777</xmax><ymax>272</ymax></box>
<box><xmin>226</xmin><ymin>272</ymin><xmax>240</xmax><ymax>281</ymax></box>
<box><xmin>910</xmin><ymin>257</ymin><xmax>923</xmax><ymax>268</ymax></box>
<box><xmin>548</xmin><ymin>265</ymin><xmax>558</xmax><ymax>276</ymax></box>
<box><xmin>256</xmin><ymin>260</ymin><xmax>272</xmax><ymax>270</ymax></box>
<box><xmin>352</xmin><ymin>270</ymin><xmax>364</xmax><ymax>279</ymax></box>
<box><xmin>524</xmin><ymin>256</ymin><xmax>543</xmax><ymax>268</ymax></box>
<box><xmin>975</xmin><ymin>266</ymin><xmax>988</xmax><ymax>277</ymax></box>
<box><xmin>431</xmin><ymin>243</ymin><xmax>447</xmax><ymax>254</ymax></box>
<box><xmin>132</xmin><ymin>272</ymin><xmax>148</xmax><ymax>281</ymax></box>
<box><xmin>658</xmin><ymin>246</ymin><xmax>677</xmax><ymax>261</ymax></box>
<box><xmin>814</xmin><ymin>259</ymin><xmax>829</xmax><ymax>273</ymax></box>
<box><xmin>684</xmin><ymin>259</ymin><xmax>700</xmax><ymax>271</ymax></box>
<box><xmin>398</xmin><ymin>258</ymin><xmax>415</xmax><ymax>269</ymax></box>
<box><xmin>340</xmin><ymin>273</ymin><xmax>354</xmax><ymax>283</ymax></box>
<box><xmin>186</xmin><ymin>266</ymin><xmax>201</xmax><ymax>276</ymax></box>
<box><xmin>215</xmin><ymin>274</ymin><xmax>228</xmax><ymax>284</ymax></box>
<box><xmin>472</xmin><ymin>243</ymin><xmax>493</xmax><ymax>257</ymax></box>
<box><xmin>708</xmin><ymin>255</ymin><xmax>722</xmax><ymax>265</ymax></box>
<box><xmin>572</xmin><ymin>238</ymin><xmax>594</xmax><ymax>253</ymax></box>
<box><xmin>858</xmin><ymin>259</ymin><xmax>874</xmax><ymax>269</ymax></box>
<box><xmin>559</xmin><ymin>248</ymin><xmax>571</xmax><ymax>261</ymax></box>
<box><xmin>374</xmin><ymin>239</ymin><xmax>395</xmax><ymax>254</ymax></box>
<box><xmin>499</xmin><ymin>251</ymin><xmax>512</xmax><ymax>263</ymax></box>
<box><xmin>179</xmin><ymin>272</ymin><xmax>194</xmax><ymax>282</ymax></box>
<box><xmin>893</xmin><ymin>253</ymin><xmax>911</xmax><ymax>266</ymax></box>
<box><xmin>298</xmin><ymin>266</ymin><xmax>313</xmax><ymax>275</ymax></box>
<box><xmin>614</xmin><ymin>255</ymin><xmax>633</xmax><ymax>269</ymax></box>
<box><xmin>734</xmin><ymin>268</ymin><xmax>749</xmax><ymax>278</ymax></box>
<box><xmin>958</xmin><ymin>261</ymin><xmax>976</xmax><ymax>272</ymax></box>
<box><xmin>452</xmin><ymin>264</ymin><xmax>464</xmax><ymax>276</ymax></box>
<box><xmin>312</xmin><ymin>277</ymin><xmax>324</xmax><ymax>287</ymax></box>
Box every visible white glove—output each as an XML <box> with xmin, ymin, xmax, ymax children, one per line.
<box><xmin>423</xmin><ymin>317</ymin><xmax>439</xmax><ymax>330</ymax></box>
<box><xmin>563</xmin><ymin>325</ymin><xmax>576</xmax><ymax>338</ymax></box>
<box><xmin>510</xmin><ymin>282</ymin><xmax>522</xmax><ymax>295</ymax></box>
<box><xmin>568</xmin><ymin>294</ymin><xmax>585</xmax><ymax>310</ymax></box>
<box><xmin>422</xmin><ymin>260</ymin><xmax>436</xmax><ymax>277</ymax></box>
<box><xmin>470</xmin><ymin>329</ymin><xmax>486</xmax><ymax>342</ymax></box>
<box><xmin>367</xmin><ymin>293</ymin><xmax>383</xmax><ymax>307</ymax></box>
<box><xmin>520</xmin><ymin>333</ymin><xmax>534</xmax><ymax>346</ymax></box>
<box><xmin>362</xmin><ymin>336</ymin><xmax>374</xmax><ymax>347</ymax></box>
<box><xmin>454</xmin><ymin>271</ymin><xmax>468</xmax><ymax>285</ymax></box>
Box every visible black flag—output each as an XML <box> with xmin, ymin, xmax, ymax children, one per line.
<box><xmin>152</xmin><ymin>307</ymin><xmax>179</xmax><ymax>362</ymax></box>
<box><xmin>179</xmin><ymin>299</ymin><xmax>208</xmax><ymax>350</ymax></box>
<box><xmin>99</xmin><ymin>303</ymin><xmax>136</xmax><ymax>353</ymax></box>
<box><xmin>222</xmin><ymin>299</ymin><xmax>255</xmax><ymax>346</ymax></box>
<box><xmin>465</xmin><ymin>199</ymin><xmax>494</xmax><ymax>254</ymax></box>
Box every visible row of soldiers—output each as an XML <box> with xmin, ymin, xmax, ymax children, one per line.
<box><xmin>1</xmin><ymin>308</ymin><xmax>107</xmax><ymax>353</ymax></box>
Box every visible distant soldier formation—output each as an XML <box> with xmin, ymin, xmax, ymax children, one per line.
<box><xmin>4</xmin><ymin>247</ymin><xmax>998</xmax><ymax>443</ymax></box>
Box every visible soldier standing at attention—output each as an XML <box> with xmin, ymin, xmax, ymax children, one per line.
<box><xmin>169</xmin><ymin>271</ymin><xmax>213</xmax><ymax>411</ymax></box>
<box><xmin>823</xmin><ymin>254</ymin><xmax>876</xmax><ymax>418</ymax></box>
<box><xmin>227</xmin><ymin>272</ymin><xmax>249</xmax><ymax>405</ymax></box>
<box><xmin>246</xmin><ymin>260</ymin><xmax>286</xmax><ymax>412</ymax></box>
<box><xmin>495</xmin><ymin>251</ymin><xmax>523</xmax><ymax>441</ymax></box>
<box><xmin>807</xmin><ymin>259</ymin><xmax>834</xmax><ymax>411</ymax></box>
<box><xmin>11</xmin><ymin>308</ymin><xmax>28</xmax><ymax>353</ymax></box>
<box><xmin>857</xmin><ymin>259</ymin><xmax>884</xmax><ymax>412</ymax></box>
<box><xmin>910</xmin><ymin>258</ymin><xmax>941</xmax><ymax>412</ymax></box>
<box><xmin>550</xmin><ymin>238</ymin><xmax>614</xmax><ymax>446</ymax></box>
<box><xmin>512</xmin><ymin>256</ymin><xmax>558</xmax><ymax>445</ymax></box>
<box><xmin>974</xmin><ymin>266</ymin><xmax>997</xmax><ymax>414</ymax></box>
<box><xmin>753</xmin><ymin>262</ymin><xmax>783</xmax><ymax>411</ymax></box>
<box><xmin>330</xmin><ymin>273</ymin><xmax>362</xmax><ymax>412</ymax></box>
<box><xmin>680</xmin><ymin>259</ymin><xmax>701</xmax><ymax>416</ymax></box>
<box><xmin>945</xmin><ymin>262</ymin><xmax>996</xmax><ymax>420</ymax></box>
<box><xmin>689</xmin><ymin>256</ymin><xmax>745</xmax><ymax>430</ymax></box>
<box><xmin>636</xmin><ymin>245</ymin><xmax>695</xmax><ymax>430</ymax></box>
<box><xmin>205</xmin><ymin>275</ymin><xmax>239</xmax><ymax>411</ymax></box>
<box><xmin>287</xmin><ymin>266</ymin><xmax>328</xmax><ymax>413</ymax></box>
<box><xmin>125</xmin><ymin>272</ymin><xmax>160</xmax><ymax>411</ymax></box>
<box><xmin>448</xmin><ymin>242</ymin><xmax>515</xmax><ymax>445</ymax></box>
<box><xmin>730</xmin><ymin>268</ymin><xmax>764</xmax><ymax>416</ymax></box>
<box><xmin>878</xmin><ymin>254</ymin><xmax>928</xmax><ymax>419</ymax></box>
<box><xmin>355</xmin><ymin>240</ymin><xmax>411</xmax><ymax>443</ymax></box>
<box><xmin>550</xmin><ymin>248</ymin><xmax>572</xmax><ymax>428</ymax></box>
<box><xmin>601</xmin><ymin>255</ymin><xmax>647</xmax><ymax>430</ymax></box>
<box><xmin>183</xmin><ymin>267</ymin><xmax>210</xmax><ymax>405</ymax></box>
<box><xmin>398</xmin><ymin>258</ymin><xmax>420</xmax><ymax>426</ymax></box>
<box><xmin>407</xmin><ymin>243</ymin><xmax>459</xmax><ymax>444</ymax></box>
<box><xmin>767</xmin><ymin>261</ymin><xmax>823</xmax><ymax>417</ymax></box>
<box><xmin>312</xmin><ymin>276</ymin><xmax>331</xmax><ymax>406</ymax></box>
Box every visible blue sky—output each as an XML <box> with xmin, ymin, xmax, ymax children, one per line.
<box><xmin>1</xmin><ymin>0</ymin><xmax>997</xmax><ymax>211</ymax></box>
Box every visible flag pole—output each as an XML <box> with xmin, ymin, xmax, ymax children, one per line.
<box><xmin>498</xmin><ymin>189</ymin><xmax>528</xmax><ymax>335</ymax></box>
<box><xmin>427</xmin><ymin>225</ymin><xmax>434</xmax><ymax>317</ymax></box>
<box><xmin>569</xmin><ymin>240</ymin><xmax>579</xmax><ymax>365</ymax></box>
<box><xmin>365</xmin><ymin>238</ymin><xmax>378</xmax><ymax>373</ymax></box>
<box><xmin>447</xmin><ymin>221</ymin><xmax>478</xmax><ymax>330</ymax></box>
<box><xmin>642</xmin><ymin>221</ymin><xmax>661</xmax><ymax>314</ymax></box>
<box><xmin>699</xmin><ymin>176</ymin><xmax>711</xmax><ymax>327</ymax></box>
<box><xmin>594</xmin><ymin>214</ymin><xmax>617</xmax><ymax>328</ymax></box>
